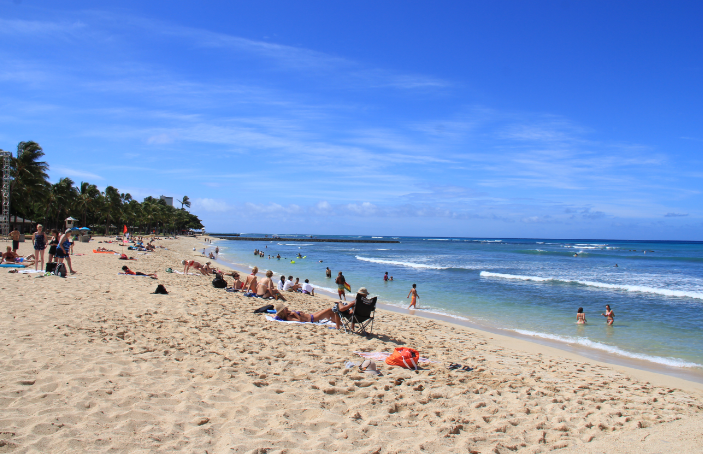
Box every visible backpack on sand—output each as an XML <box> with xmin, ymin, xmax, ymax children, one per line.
<box><xmin>53</xmin><ymin>263</ymin><xmax>67</xmax><ymax>278</ymax></box>
<box><xmin>212</xmin><ymin>273</ymin><xmax>227</xmax><ymax>289</ymax></box>
<box><xmin>385</xmin><ymin>347</ymin><xmax>420</xmax><ymax>370</ymax></box>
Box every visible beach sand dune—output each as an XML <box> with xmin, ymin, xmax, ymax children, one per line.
<box><xmin>1</xmin><ymin>236</ymin><xmax>701</xmax><ymax>453</ymax></box>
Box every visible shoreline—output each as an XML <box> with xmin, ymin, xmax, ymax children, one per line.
<box><xmin>3</xmin><ymin>234</ymin><xmax>702</xmax><ymax>453</ymax></box>
<box><xmin>207</xmin><ymin>237</ymin><xmax>703</xmax><ymax>391</ymax></box>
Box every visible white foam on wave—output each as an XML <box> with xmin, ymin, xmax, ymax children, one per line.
<box><xmin>514</xmin><ymin>330</ymin><xmax>703</xmax><ymax>368</ymax></box>
<box><xmin>480</xmin><ymin>271</ymin><xmax>703</xmax><ymax>300</ymax></box>
<box><xmin>356</xmin><ymin>256</ymin><xmax>449</xmax><ymax>270</ymax></box>
<box><xmin>376</xmin><ymin>248</ymin><xmax>390</xmax><ymax>250</ymax></box>
<box><xmin>372</xmin><ymin>236</ymin><xmax>383</xmax><ymax>238</ymax></box>
<box><xmin>427</xmin><ymin>239</ymin><xmax>449</xmax><ymax>241</ymax></box>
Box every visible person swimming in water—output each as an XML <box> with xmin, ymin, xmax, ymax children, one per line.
<box><xmin>601</xmin><ymin>304</ymin><xmax>614</xmax><ymax>325</ymax></box>
<box><xmin>576</xmin><ymin>307</ymin><xmax>587</xmax><ymax>324</ymax></box>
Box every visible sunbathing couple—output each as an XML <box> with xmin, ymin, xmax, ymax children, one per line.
<box><xmin>273</xmin><ymin>287</ymin><xmax>369</xmax><ymax>329</ymax></box>
<box><xmin>2</xmin><ymin>246</ymin><xmax>35</xmax><ymax>265</ymax></box>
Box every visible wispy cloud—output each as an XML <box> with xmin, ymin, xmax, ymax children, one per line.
<box><xmin>51</xmin><ymin>166</ymin><xmax>104</xmax><ymax>181</ymax></box>
<box><xmin>664</xmin><ymin>212</ymin><xmax>689</xmax><ymax>217</ymax></box>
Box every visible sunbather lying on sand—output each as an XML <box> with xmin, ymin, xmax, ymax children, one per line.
<box><xmin>96</xmin><ymin>247</ymin><xmax>115</xmax><ymax>252</ymax></box>
<box><xmin>274</xmin><ymin>301</ymin><xmax>356</xmax><ymax>329</ymax></box>
<box><xmin>121</xmin><ymin>265</ymin><xmax>158</xmax><ymax>279</ymax></box>
<box><xmin>2</xmin><ymin>247</ymin><xmax>35</xmax><ymax>265</ymax></box>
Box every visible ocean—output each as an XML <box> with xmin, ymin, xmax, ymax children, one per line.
<box><xmin>207</xmin><ymin>235</ymin><xmax>703</xmax><ymax>378</ymax></box>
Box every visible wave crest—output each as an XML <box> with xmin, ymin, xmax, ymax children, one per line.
<box><xmin>480</xmin><ymin>271</ymin><xmax>703</xmax><ymax>300</ymax></box>
<box><xmin>514</xmin><ymin>330</ymin><xmax>702</xmax><ymax>368</ymax></box>
<box><xmin>356</xmin><ymin>256</ymin><xmax>448</xmax><ymax>270</ymax></box>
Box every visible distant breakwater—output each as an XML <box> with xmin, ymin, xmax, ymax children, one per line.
<box><xmin>209</xmin><ymin>235</ymin><xmax>399</xmax><ymax>244</ymax></box>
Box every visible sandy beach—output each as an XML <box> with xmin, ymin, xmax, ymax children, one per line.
<box><xmin>1</xmin><ymin>235</ymin><xmax>702</xmax><ymax>453</ymax></box>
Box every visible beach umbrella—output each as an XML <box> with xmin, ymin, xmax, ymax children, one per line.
<box><xmin>79</xmin><ymin>227</ymin><xmax>91</xmax><ymax>230</ymax></box>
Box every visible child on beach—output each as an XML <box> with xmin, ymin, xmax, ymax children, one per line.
<box><xmin>576</xmin><ymin>307</ymin><xmax>587</xmax><ymax>324</ymax></box>
<box><xmin>407</xmin><ymin>284</ymin><xmax>419</xmax><ymax>309</ymax></box>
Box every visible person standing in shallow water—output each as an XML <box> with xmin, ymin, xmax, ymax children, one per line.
<box><xmin>407</xmin><ymin>283</ymin><xmax>419</xmax><ymax>309</ymax></box>
<box><xmin>576</xmin><ymin>307</ymin><xmax>587</xmax><ymax>324</ymax></box>
<box><xmin>326</xmin><ymin>267</ymin><xmax>331</xmax><ymax>278</ymax></box>
<box><xmin>601</xmin><ymin>305</ymin><xmax>614</xmax><ymax>325</ymax></box>
<box><xmin>335</xmin><ymin>272</ymin><xmax>347</xmax><ymax>301</ymax></box>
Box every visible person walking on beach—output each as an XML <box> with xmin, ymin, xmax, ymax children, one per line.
<box><xmin>215</xmin><ymin>246</ymin><xmax>219</xmax><ymax>257</ymax></box>
<box><xmin>576</xmin><ymin>307</ymin><xmax>587</xmax><ymax>324</ymax></box>
<box><xmin>32</xmin><ymin>224</ymin><xmax>46</xmax><ymax>271</ymax></box>
<box><xmin>10</xmin><ymin>227</ymin><xmax>20</xmax><ymax>253</ymax></box>
<box><xmin>407</xmin><ymin>283</ymin><xmax>419</xmax><ymax>309</ymax></box>
<box><xmin>336</xmin><ymin>271</ymin><xmax>347</xmax><ymax>301</ymax></box>
<box><xmin>601</xmin><ymin>305</ymin><xmax>614</xmax><ymax>325</ymax></box>
<box><xmin>55</xmin><ymin>229</ymin><xmax>77</xmax><ymax>274</ymax></box>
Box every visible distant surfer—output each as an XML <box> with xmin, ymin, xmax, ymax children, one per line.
<box><xmin>614</xmin><ymin>264</ymin><xmax>618</xmax><ymax>267</ymax></box>
<box><xmin>601</xmin><ymin>305</ymin><xmax>614</xmax><ymax>326</ymax></box>
<box><xmin>573</xmin><ymin>253</ymin><xmax>578</xmax><ymax>257</ymax></box>
<box><xmin>407</xmin><ymin>284</ymin><xmax>419</xmax><ymax>309</ymax></box>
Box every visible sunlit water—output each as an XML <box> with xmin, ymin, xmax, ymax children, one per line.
<box><xmin>208</xmin><ymin>235</ymin><xmax>703</xmax><ymax>370</ymax></box>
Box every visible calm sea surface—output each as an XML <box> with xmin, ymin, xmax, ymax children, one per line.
<box><xmin>209</xmin><ymin>235</ymin><xmax>703</xmax><ymax>372</ymax></box>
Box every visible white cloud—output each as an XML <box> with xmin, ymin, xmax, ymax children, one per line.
<box><xmin>192</xmin><ymin>198</ymin><xmax>231</xmax><ymax>212</ymax></box>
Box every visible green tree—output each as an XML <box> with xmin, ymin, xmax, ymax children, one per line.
<box><xmin>177</xmin><ymin>195</ymin><xmax>191</xmax><ymax>210</ymax></box>
<box><xmin>9</xmin><ymin>141</ymin><xmax>50</xmax><ymax>226</ymax></box>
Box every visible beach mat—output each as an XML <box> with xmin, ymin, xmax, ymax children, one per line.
<box><xmin>0</xmin><ymin>264</ymin><xmax>26</xmax><ymax>268</ymax></box>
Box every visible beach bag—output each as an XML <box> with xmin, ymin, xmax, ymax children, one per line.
<box><xmin>254</xmin><ymin>304</ymin><xmax>274</xmax><ymax>314</ymax></box>
<box><xmin>53</xmin><ymin>263</ymin><xmax>67</xmax><ymax>278</ymax></box>
<box><xmin>212</xmin><ymin>273</ymin><xmax>227</xmax><ymax>289</ymax></box>
<box><xmin>153</xmin><ymin>284</ymin><xmax>168</xmax><ymax>294</ymax></box>
<box><xmin>385</xmin><ymin>347</ymin><xmax>420</xmax><ymax>370</ymax></box>
<box><xmin>46</xmin><ymin>262</ymin><xmax>58</xmax><ymax>273</ymax></box>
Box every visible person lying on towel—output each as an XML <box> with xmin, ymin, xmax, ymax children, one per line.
<box><xmin>121</xmin><ymin>265</ymin><xmax>158</xmax><ymax>279</ymax></box>
<box><xmin>273</xmin><ymin>301</ymin><xmax>355</xmax><ymax>329</ymax></box>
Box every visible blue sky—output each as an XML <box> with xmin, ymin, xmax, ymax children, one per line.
<box><xmin>1</xmin><ymin>0</ymin><xmax>701</xmax><ymax>239</ymax></box>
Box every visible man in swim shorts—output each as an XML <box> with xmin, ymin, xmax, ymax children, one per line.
<box><xmin>10</xmin><ymin>228</ymin><xmax>20</xmax><ymax>253</ymax></box>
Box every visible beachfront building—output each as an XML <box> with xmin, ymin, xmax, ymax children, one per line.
<box><xmin>159</xmin><ymin>196</ymin><xmax>173</xmax><ymax>207</ymax></box>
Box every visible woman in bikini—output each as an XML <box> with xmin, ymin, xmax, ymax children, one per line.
<box><xmin>407</xmin><ymin>283</ymin><xmax>419</xmax><ymax>309</ymax></box>
<box><xmin>601</xmin><ymin>305</ymin><xmax>614</xmax><ymax>325</ymax></box>
<box><xmin>122</xmin><ymin>265</ymin><xmax>158</xmax><ymax>279</ymax></box>
<box><xmin>576</xmin><ymin>307</ymin><xmax>587</xmax><ymax>324</ymax></box>
<box><xmin>257</xmin><ymin>270</ymin><xmax>286</xmax><ymax>300</ymax></box>
<box><xmin>274</xmin><ymin>301</ymin><xmax>356</xmax><ymax>329</ymax></box>
<box><xmin>32</xmin><ymin>224</ymin><xmax>46</xmax><ymax>271</ymax></box>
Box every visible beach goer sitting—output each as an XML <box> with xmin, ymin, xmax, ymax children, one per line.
<box><xmin>122</xmin><ymin>265</ymin><xmax>158</xmax><ymax>279</ymax></box>
<box><xmin>577</xmin><ymin>307</ymin><xmax>587</xmax><ymax>324</ymax></box>
<box><xmin>301</xmin><ymin>279</ymin><xmax>315</xmax><ymax>296</ymax></box>
<box><xmin>202</xmin><ymin>262</ymin><xmax>214</xmax><ymax>275</ymax></box>
<box><xmin>277</xmin><ymin>275</ymin><xmax>286</xmax><ymax>291</ymax></box>
<box><xmin>2</xmin><ymin>246</ymin><xmax>19</xmax><ymax>264</ymax></box>
<box><xmin>257</xmin><ymin>270</ymin><xmax>286</xmax><ymax>301</ymax></box>
<box><xmin>230</xmin><ymin>273</ymin><xmax>243</xmax><ymax>290</ymax></box>
<box><xmin>243</xmin><ymin>267</ymin><xmax>259</xmax><ymax>292</ymax></box>
<box><xmin>283</xmin><ymin>275</ymin><xmax>301</xmax><ymax>292</ymax></box>
<box><xmin>274</xmin><ymin>302</ymin><xmax>356</xmax><ymax>329</ymax></box>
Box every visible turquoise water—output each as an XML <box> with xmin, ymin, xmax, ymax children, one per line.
<box><xmin>210</xmin><ymin>235</ymin><xmax>703</xmax><ymax>371</ymax></box>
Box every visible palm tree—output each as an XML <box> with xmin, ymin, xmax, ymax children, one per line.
<box><xmin>10</xmin><ymin>141</ymin><xmax>50</xmax><ymax>226</ymax></box>
<box><xmin>103</xmin><ymin>186</ymin><xmax>122</xmax><ymax>235</ymax></box>
<box><xmin>177</xmin><ymin>195</ymin><xmax>191</xmax><ymax>210</ymax></box>
<box><xmin>76</xmin><ymin>182</ymin><xmax>100</xmax><ymax>228</ymax></box>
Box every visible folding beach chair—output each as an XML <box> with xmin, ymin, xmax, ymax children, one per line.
<box><xmin>340</xmin><ymin>294</ymin><xmax>377</xmax><ymax>336</ymax></box>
